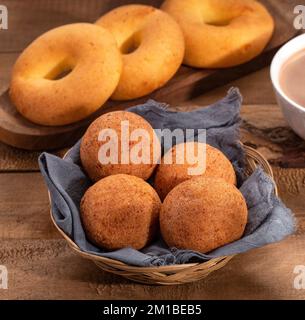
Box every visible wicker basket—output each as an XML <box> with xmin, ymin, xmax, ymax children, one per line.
<box><xmin>49</xmin><ymin>145</ymin><xmax>276</xmax><ymax>285</ymax></box>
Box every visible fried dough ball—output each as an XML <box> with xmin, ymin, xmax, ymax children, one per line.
<box><xmin>80</xmin><ymin>111</ymin><xmax>160</xmax><ymax>182</ymax></box>
<box><xmin>81</xmin><ymin>174</ymin><xmax>161</xmax><ymax>250</ymax></box>
<box><xmin>160</xmin><ymin>177</ymin><xmax>247</xmax><ymax>253</ymax></box>
<box><xmin>154</xmin><ymin>142</ymin><xmax>236</xmax><ymax>200</ymax></box>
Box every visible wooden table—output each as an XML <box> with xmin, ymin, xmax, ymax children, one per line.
<box><xmin>0</xmin><ymin>0</ymin><xmax>305</xmax><ymax>300</ymax></box>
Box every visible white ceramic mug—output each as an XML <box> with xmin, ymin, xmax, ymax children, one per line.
<box><xmin>270</xmin><ymin>33</ymin><xmax>305</xmax><ymax>140</ymax></box>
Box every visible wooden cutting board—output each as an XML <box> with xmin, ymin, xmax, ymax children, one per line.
<box><xmin>0</xmin><ymin>0</ymin><xmax>299</xmax><ymax>150</ymax></box>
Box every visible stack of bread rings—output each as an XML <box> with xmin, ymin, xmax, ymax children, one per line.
<box><xmin>79</xmin><ymin>110</ymin><xmax>248</xmax><ymax>254</ymax></box>
<box><xmin>10</xmin><ymin>1</ymin><xmax>274</xmax><ymax>126</ymax></box>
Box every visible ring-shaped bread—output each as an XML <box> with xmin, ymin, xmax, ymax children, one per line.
<box><xmin>10</xmin><ymin>23</ymin><xmax>122</xmax><ymax>126</ymax></box>
<box><xmin>161</xmin><ymin>0</ymin><xmax>274</xmax><ymax>68</ymax></box>
<box><xmin>96</xmin><ymin>5</ymin><xmax>185</xmax><ymax>100</ymax></box>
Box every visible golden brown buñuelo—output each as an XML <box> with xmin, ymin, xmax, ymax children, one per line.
<box><xmin>160</xmin><ymin>177</ymin><xmax>248</xmax><ymax>253</ymax></box>
<box><xmin>80</xmin><ymin>111</ymin><xmax>161</xmax><ymax>182</ymax></box>
<box><xmin>81</xmin><ymin>174</ymin><xmax>161</xmax><ymax>250</ymax></box>
<box><xmin>154</xmin><ymin>142</ymin><xmax>236</xmax><ymax>200</ymax></box>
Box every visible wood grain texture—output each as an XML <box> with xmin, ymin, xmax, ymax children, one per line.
<box><xmin>0</xmin><ymin>143</ymin><xmax>66</xmax><ymax>172</ymax></box>
<box><xmin>241</xmin><ymin>105</ymin><xmax>305</xmax><ymax>168</ymax></box>
<box><xmin>174</xmin><ymin>102</ymin><xmax>305</xmax><ymax>168</ymax></box>
<box><xmin>0</xmin><ymin>0</ymin><xmax>163</xmax><ymax>52</ymax></box>
<box><xmin>0</xmin><ymin>172</ymin><xmax>304</xmax><ymax>300</ymax></box>
<box><xmin>0</xmin><ymin>173</ymin><xmax>59</xmax><ymax>239</ymax></box>
<box><xmin>191</xmin><ymin>67</ymin><xmax>277</xmax><ymax>105</ymax></box>
<box><xmin>0</xmin><ymin>53</ymin><xmax>17</xmax><ymax>95</ymax></box>
<box><xmin>0</xmin><ymin>237</ymin><xmax>304</xmax><ymax>300</ymax></box>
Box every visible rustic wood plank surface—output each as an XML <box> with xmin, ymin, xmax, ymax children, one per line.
<box><xmin>0</xmin><ymin>0</ymin><xmax>164</xmax><ymax>52</ymax></box>
<box><xmin>0</xmin><ymin>0</ymin><xmax>305</xmax><ymax>300</ymax></box>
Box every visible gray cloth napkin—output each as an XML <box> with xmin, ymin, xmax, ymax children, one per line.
<box><xmin>38</xmin><ymin>88</ymin><xmax>295</xmax><ymax>267</ymax></box>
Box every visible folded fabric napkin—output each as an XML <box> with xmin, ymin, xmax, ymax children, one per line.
<box><xmin>39</xmin><ymin>88</ymin><xmax>295</xmax><ymax>267</ymax></box>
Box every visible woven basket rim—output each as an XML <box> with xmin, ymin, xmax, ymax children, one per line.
<box><xmin>48</xmin><ymin>143</ymin><xmax>276</xmax><ymax>272</ymax></box>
